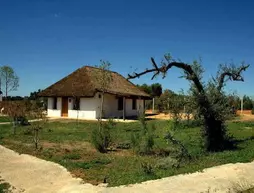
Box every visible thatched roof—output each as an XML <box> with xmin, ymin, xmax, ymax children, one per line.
<box><xmin>39</xmin><ymin>66</ymin><xmax>151</xmax><ymax>99</ymax></box>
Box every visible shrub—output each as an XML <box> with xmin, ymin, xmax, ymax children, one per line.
<box><xmin>140</xmin><ymin>160</ymin><xmax>154</xmax><ymax>175</ymax></box>
<box><xmin>252</xmin><ymin>108</ymin><xmax>254</xmax><ymax>115</ymax></box>
<box><xmin>91</xmin><ymin>119</ymin><xmax>115</xmax><ymax>153</ymax></box>
<box><xmin>0</xmin><ymin>182</ymin><xmax>11</xmax><ymax>193</ymax></box>
<box><xmin>131</xmin><ymin>113</ymin><xmax>156</xmax><ymax>155</ymax></box>
<box><xmin>139</xmin><ymin>132</ymin><xmax>154</xmax><ymax>155</ymax></box>
<box><xmin>17</xmin><ymin>116</ymin><xmax>30</xmax><ymax>126</ymax></box>
<box><xmin>23</xmin><ymin>127</ymin><xmax>33</xmax><ymax>135</ymax></box>
<box><xmin>130</xmin><ymin>132</ymin><xmax>140</xmax><ymax>152</ymax></box>
<box><xmin>116</xmin><ymin>142</ymin><xmax>131</xmax><ymax>149</ymax></box>
<box><xmin>76</xmin><ymin>158</ymin><xmax>111</xmax><ymax>169</ymax></box>
<box><xmin>156</xmin><ymin>157</ymin><xmax>178</xmax><ymax>170</ymax></box>
<box><xmin>63</xmin><ymin>153</ymin><xmax>81</xmax><ymax>160</ymax></box>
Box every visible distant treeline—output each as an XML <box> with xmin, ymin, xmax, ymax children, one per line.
<box><xmin>137</xmin><ymin>83</ymin><xmax>254</xmax><ymax>111</ymax></box>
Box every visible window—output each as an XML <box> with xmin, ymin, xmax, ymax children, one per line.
<box><xmin>53</xmin><ymin>97</ymin><xmax>57</xmax><ymax>110</ymax></box>
<box><xmin>132</xmin><ymin>99</ymin><xmax>137</xmax><ymax>110</ymax></box>
<box><xmin>73</xmin><ymin>97</ymin><xmax>80</xmax><ymax>110</ymax></box>
<box><xmin>118</xmin><ymin>97</ymin><xmax>123</xmax><ymax>110</ymax></box>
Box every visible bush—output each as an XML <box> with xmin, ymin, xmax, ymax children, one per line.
<box><xmin>252</xmin><ymin>108</ymin><xmax>254</xmax><ymax>115</ymax></box>
<box><xmin>0</xmin><ymin>182</ymin><xmax>11</xmax><ymax>193</ymax></box>
<box><xmin>75</xmin><ymin>158</ymin><xmax>111</xmax><ymax>169</ymax></box>
<box><xmin>115</xmin><ymin>142</ymin><xmax>131</xmax><ymax>149</ymax></box>
<box><xmin>131</xmin><ymin>114</ymin><xmax>156</xmax><ymax>155</ymax></box>
<box><xmin>130</xmin><ymin>132</ymin><xmax>140</xmax><ymax>150</ymax></box>
<box><xmin>91</xmin><ymin>119</ymin><xmax>115</xmax><ymax>153</ymax></box>
<box><xmin>17</xmin><ymin>116</ymin><xmax>30</xmax><ymax>126</ymax></box>
<box><xmin>140</xmin><ymin>160</ymin><xmax>154</xmax><ymax>175</ymax></box>
<box><xmin>156</xmin><ymin>157</ymin><xmax>178</xmax><ymax>169</ymax></box>
<box><xmin>139</xmin><ymin>132</ymin><xmax>154</xmax><ymax>155</ymax></box>
<box><xmin>63</xmin><ymin>153</ymin><xmax>81</xmax><ymax>160</ymax></box>
<box><xmin>23</xmin><ymin>127</ymin><xmax>33</xmax><ymax>135</ymax></box>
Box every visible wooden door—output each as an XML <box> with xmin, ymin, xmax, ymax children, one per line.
<box><xmin>61</xmin><ymin>97</ymin><xmax>68</xmax><ymax>117</ymax></box>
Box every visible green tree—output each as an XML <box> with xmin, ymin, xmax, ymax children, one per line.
<box><xmin>29</xmin><ymin>89</ymin><xmax>42</xmax><ymax>100</ymax></box>
<box><xmin>95</xmin><ymin>61</ymin><xmax>113</xmax><ymax>120</ymax></box>
<box><xmin>136</xmin><ymin>84</ymin><xmax>152</xmax><ymax>95</ymax></box>
<box><xmin>128</xmin><ymin>54</ymin><xmax>249</xmax><ymax>152</ymax></box>
<box><xmin>151</xmin><ymin>83</ymin><xmax>162</xmax><ymax>97</ymax></box>
<box><xmin>0</xmin><ymin>65</ymin><xmax>19</xmax><ymax>98</ymax></box>
<box><xmin>158</xmin><ymin>89</ymin><xmax>175</xmax><ymax>111</ymax></box>
<box><xmin>243</xmin><ymin>95</ymin><xmax>253</xmax><ymax>110</ymax></box>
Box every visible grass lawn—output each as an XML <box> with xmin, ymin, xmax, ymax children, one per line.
<box><xmin>0</xmin><ymin>182</ymin><xmax>10</xmax><ymax>193</ymax></box>
<box><xmin>0</xmin><ymin>119</ymin><xmax>254</xmax><ymax>187</ymax></box>
<box><xmin>0</xmin><ymin>116</ymin><xmax>10</xmax><ymax>123</ymax></box>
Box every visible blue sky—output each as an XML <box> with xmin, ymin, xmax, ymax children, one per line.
<box><xmin>0</xmin><ymin>0</ymin><xmax>254</xmax><ymax>97</ymax></box>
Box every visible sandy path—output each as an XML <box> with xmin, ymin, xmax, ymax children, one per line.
<box><xmin>0</xmin><ymin>145</ymin><xmax>104</xmax><ymax>193</ymax></box>
<box><xmin>1</xmin><ymin>145</ymin><xmax>254</xmax><ymax>193</ymax></box>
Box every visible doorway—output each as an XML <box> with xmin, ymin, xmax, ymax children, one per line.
<box><xmin>61</xmin><ymin>97</ymin><xmax>68</xmax><ymax>117</ymax></box>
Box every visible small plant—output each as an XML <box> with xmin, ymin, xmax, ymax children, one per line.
<box><xmin>63</xmin><ymin>153</ymin><xmax>81</xmax><ymax>160</ymax></box>
<box><xmin>116</xmin><ymin>142</ymin><xmax>131</xmax><ymax>149</ymax></box>
<box><xmin>27</xmin><ymin>100</ymin><xmax>48</xmax><ymax>149</ymax></box>
<box><xmin>164</xmin><ymin>121</ymin><xmax>191</xmax><ymax>167</ymax></box>
<box><xmin>139</xmin><ymin>132</ymin><xmax>154</xmax><ymax>155</ymax></box>
<box><xmin>155</xmin><ymin>157</ymin><xmax>178</xmax><ymax>170</ymax></box>
<box><xmin>131</xmin><ymin>113</ymin><xmax>156</xmax><ymax>155</ymax></box>
<box><xmin>130</xmin><ymin>132</ymin><xmax>140</xmax><ymax>152</ymax></box>
<box><xmin>251</xmin><ymin>108</ymin><xmax>254</xmax><ymax>115</ymax></box>
<box><xmin>91</xmin><ymin>119</ymin><xmax>115</xmax><ymax>153</ymax></box>
<box><xmin>75</xmin><ymin>158</ymin><xmax>111</xmax><ymax>169</ymax></box>
<box><xmin>140</xmin><ymin>160</ymin><xmax>154</xmax><ymax>175</ymax></box>
<box><xmin>0</xmin><ymin>182</ymin><xmax>11</xmax><ymax>193</ymax></box>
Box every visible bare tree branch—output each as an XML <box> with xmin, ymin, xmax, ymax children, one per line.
<box><xmin>128</xmin><ymin>57</ymin><xmax>205</xmax><ymax>94</ymax></box>
<box><xmin>217</xmin><ymin>63</ymin><xmax>250</xmax><ymax>91</ymax></box>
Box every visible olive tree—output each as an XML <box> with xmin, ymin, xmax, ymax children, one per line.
<box><xmin>128</xmin><ymin>54</ymin><xmax>249</xmax><ymax>152</ymax></box>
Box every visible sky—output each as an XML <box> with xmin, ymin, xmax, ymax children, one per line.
<box><xmin>0</xmin><ymin>0</ymin><xmax>254</xmax><ymax>97</ymax></box>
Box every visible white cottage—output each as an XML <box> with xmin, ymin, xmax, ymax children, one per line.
<box><xmin>39</xmin><ymin>66</ymin><xmax>151</xmax><ymax>120</ymax></box>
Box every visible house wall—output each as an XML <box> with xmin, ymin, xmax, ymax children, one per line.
<box><xmin>47</xmin><ymin>97</ymin><xmax>62</xmax><ymax>117</ymax></box>
<box><xmin>47</xmin><ymin>94</ymin><xmax>145</xmax><ymax>119</ymax></box>
<box><xmin>103</xmin><ymin>94</ymin><xmax>144</xmax><ymax>118</ymax></box>
<box><xmin>67</xmin><ymin>96</ymin><xmax>100</xmax><ymax>120</ymax></box>
<box><xmin>125</xmin><ymin>98</ymin><xmax>144</xmax><ymax>117</ymax></box>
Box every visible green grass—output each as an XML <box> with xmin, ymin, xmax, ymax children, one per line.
<box><xmin>0</xmin><ymin>182</ymin><xmax>10</xmax><ymax>193</ymax></box>
<box><xmin>0</xmin><ymin>119</ymin><xmax>254</xmax><ymax>186</ymax></box>
<box><xmin>0</xmin><ymin>116</ymin><xmax>10</xmax><ymax>123</ymax></box>
<box><xmin>242</xmin><ymin>188</ymin><xmax>254</xmax><ymax>193</ymax></box>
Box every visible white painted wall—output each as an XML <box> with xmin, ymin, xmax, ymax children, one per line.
<box><xmin>47</xmin><ymin>97</ymin><xmax>62</xmax><ymax>117</ymax></box>
<box><xmin>125</xmin><ymin>98</ymin><xmax>144</xmax><ymax>117</ymax></box>
<box><xmin>47</xmin><ymin>94</ymin><xmax>145</xmax><ymax>119</ymax></box>
<box><xmin>103</xmin><ymin>93</ymin><xmax>120</xmax><ymax>118</ymax></box>
<box><xmin>103</xmin><ymin>94</ymin><xmax>144</xmax><ymax>118</ymax></box>
<box><xmin>67</xmin><ymin>96</ymin><xmax>100</xmax><ymax>119</ymax></box>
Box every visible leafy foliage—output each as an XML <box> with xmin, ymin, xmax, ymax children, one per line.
<box><xmin>131</xmin><ymin>113</ymin><xmax>156</xmax><ymax>155</ymax></box>
<box><xmin>0</xmin><ymin>65</ymin><xmax>19</xmax><ymax>97</ymax></box>
<box><xmin>128</xmin><ymin>53</ymin><xmax>249</xmax><ymax>152</ymax></box>
<box><xmin>91</xmin><ymin>119</ymin><xmax>115</xmax><ymax>153</ymax></box>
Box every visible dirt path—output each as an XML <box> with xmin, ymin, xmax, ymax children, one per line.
<box><xmin>0</xmin><ymin>145</ymin><xmax>104</xmax><ymax>193</ymax></box>
<box><xmin>1</xmin><ymin>145</ymin><xmax>254</xmax><ymax>193</ymax></box>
